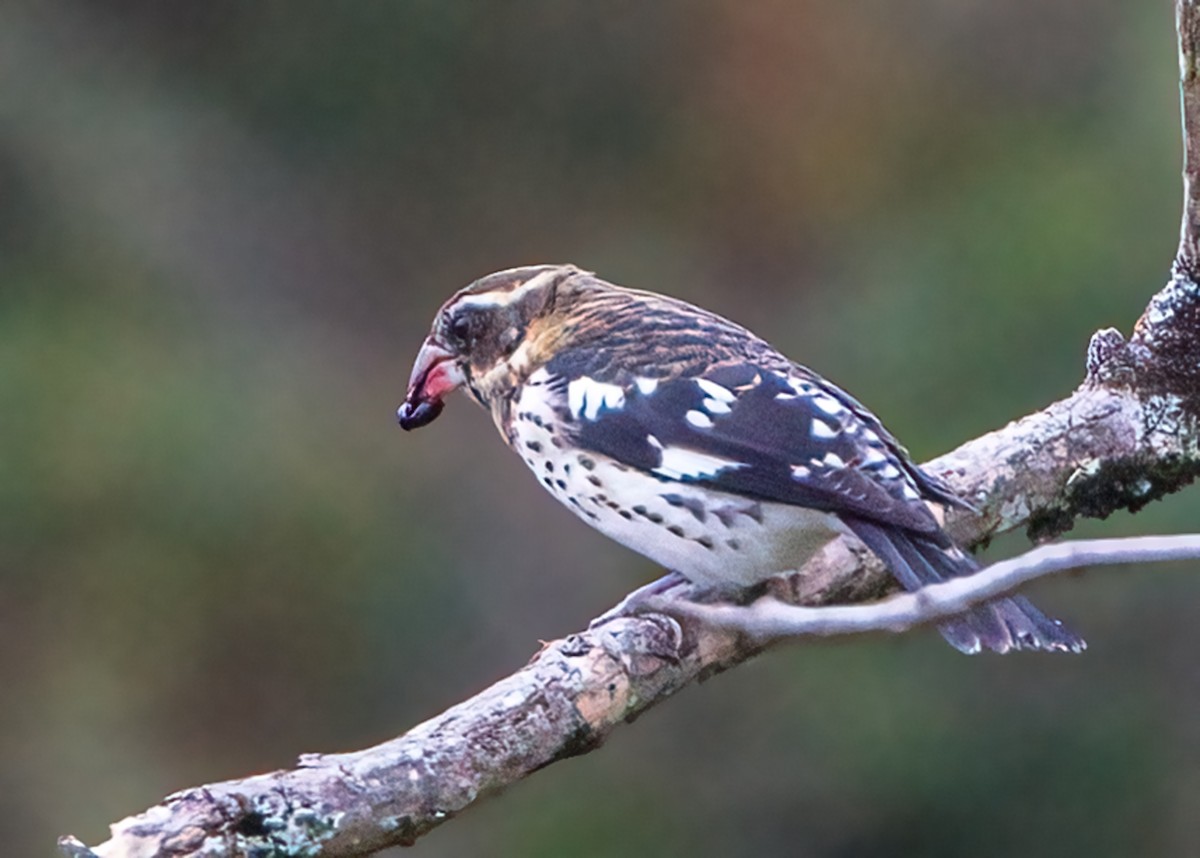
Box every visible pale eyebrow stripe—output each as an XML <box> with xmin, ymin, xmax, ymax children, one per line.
<box><xmin>451</xmin><ymin>267</ymin><xmax>563</xmax><ymax>310</ymax></box>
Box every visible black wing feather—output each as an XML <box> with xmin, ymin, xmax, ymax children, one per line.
<box><xmin>542</xmin><ymin>350</ymin><xmax>1085</xmax><ymax>655</ymax></box>
<box><xmin>559</xmin><ymin>360</ymin><xmax>942</xmax><ymax>535</ymax></box>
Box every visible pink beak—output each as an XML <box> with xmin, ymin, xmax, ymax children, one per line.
<box><xmin>397</xmin><ymin>337</ymin><xmax>466</xmax><ymax>430</ymax></box>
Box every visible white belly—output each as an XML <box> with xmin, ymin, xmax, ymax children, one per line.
<box><xmin>507</xmin><ymin>407</ymin><xmax>846</xmax><ymax>590</ymax></box>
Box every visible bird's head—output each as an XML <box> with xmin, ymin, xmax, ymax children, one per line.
<box><xmin>398</xmin><ymin>263</ymin><xmax>587</xmax><ymax>429</ymax></box>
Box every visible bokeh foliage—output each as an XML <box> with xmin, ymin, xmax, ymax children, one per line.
<box><xmin>2</xmin><ymin>2</ymin><xmax>1197</xmax><ymax>855</ymax></box>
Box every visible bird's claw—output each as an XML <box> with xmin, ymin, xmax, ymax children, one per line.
<box><xmin>589</xmin><ymin>571</ymin><xmax>695</xmax><ymax>629</ymax></box>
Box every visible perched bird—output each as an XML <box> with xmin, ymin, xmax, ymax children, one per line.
<box><xmin>398</xmin><ymin>264</ymin><xmax>1084</xmax><ymax>654</ymax></box>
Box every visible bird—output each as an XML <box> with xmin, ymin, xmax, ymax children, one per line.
<box><xmin>397</xmin><ymin>263</ymin><xmax>1084</xmax><ymax>654</ymax></box>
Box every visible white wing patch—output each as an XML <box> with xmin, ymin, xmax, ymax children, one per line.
<box><xmin>820</xmin><ymin>452</ymin><xmax>846</xmax><ymax>469</ymax></box>
<box><xmin>696</xmin><ymin>378</ymin><xmax>736</xmax><ymax>403</ymax></box>
<box><xmin>861</xmin><ymin>447</ymin><xmax>888</xmax><ymax>467</ymax></box>
<box><xmin>654</xmin><ymin>447</ymin><xmax>745</xmax><ymax>481</ymax></box>
<box><xmin>635</xmin><ymin>377</ymin><xmax>659</xmax><ymax>395</ymax></box>
<box><xmin>568</xmin><ymin>376</ymin><xmax>626</xmax><ymax>421</ymax></box>
<box><xmin>811</xmin><ymin>419</ymin><xmax>838</xmax><ymax>439</ymax></box>
<box><xmin>685</xmin><ymin>409</ymin><xmax>714</xmax><ymax>429</ymax></box>
<box><xmin>811</xmin><ymin>394</ymin><xmax>845</xmax><ymax>417</ymax></box>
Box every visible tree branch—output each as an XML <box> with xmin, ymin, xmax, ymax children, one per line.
<box><xmin>658</xmin><ymin>535</ymin><xmax>1200</xmax><ymax>644</ymax></box>
<box><xmin>61</xmin><ymin>5</ymin><xmax>1200</xmax><ymax>857</ymax></box>
<box><xmin>1177</xmin><ymin>0</ymin><xmax>1200</xmax><ymax>269</ymax></box>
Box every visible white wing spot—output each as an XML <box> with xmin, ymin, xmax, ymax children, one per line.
<box><xmin>811</xmin><ymin>419</ymin><xmax>838</xmax><ymax>439</ymax></box>
<box><xmin>686</xmin><ymin>409</ymin><xmax>714</xmax><ymax>429</ymax></box>
<box><xmin>655</xmin><ymin>447</ymin><xmax>745</xmax><ymax>481</ymax></box>
<box><xmin>774</xmin><ymin>392</ymin><xmax>799</xmax><ymax>401</ymax></box>
<box><xmin>878</xmin><ymin>464</ymin><xmax>902</xmax><ymax>480</ymax></box>
<box><xmin>647</xmin><ymin>434</ymin><xmax>664</xmax><ymax>450</ymax></box>
<box><xmin>811</xmin><ymin>394</ymin><xmax>845</xmax><ymax>417</ymax></box>
<box><xmin>702</xmin><ymin>397</ymin><xmax>732</xmax><ymax>415</ymax></box>
<box><xmin>861</xmin><ymin>428</ymin><xmax>881</xmax><ymax>444</ymax></box>
<box><xmin>791</xmin><ymin>465</ymin><xmax>811</xmax><ymax>479</ymax></box>
<box><xmin>821</xmin><ymin>452</ymin><xmax>846</xmax><ymax>469</ymax></box>
<box><xmin>861</xmin><ymin>447</ymin><xmax>888</xmax><ymax>466</ymax></box>
<box><xmin>902</xmin><ymin>484</ymin><xmax>922</xmax><ymax>500</ymax></box>
<box><xmin>568</xmin><ymin>377</ymin><xmax>626</xmax><ymax>421</ymax></box>
<box><xmin>696</xmin><ymin>378</ymin><xmax>736</xmax><ymax>403</ymax></box>
<box><xmin>635</xmin><ymin>377</ymin><xmax>659</xmax><ymax>395</ymax></box>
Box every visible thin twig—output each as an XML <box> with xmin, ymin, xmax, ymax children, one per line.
<box><xmin>659</xmin><ymin>535</ymin><xmax>1200</xmax><ymax>644</ymax></box>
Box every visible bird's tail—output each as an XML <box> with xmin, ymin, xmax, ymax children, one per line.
<box><xmin>844</xmin><ymin>518</ymin><xmax>1085</xmax><ymax>654</ymax></box>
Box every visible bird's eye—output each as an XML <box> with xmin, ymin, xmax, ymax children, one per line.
<box><xmin>447</xmin><ymin>313</ymin><xmax>472</xmax><ymax>348</ymax></box>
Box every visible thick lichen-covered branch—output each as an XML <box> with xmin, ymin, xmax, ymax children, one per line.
<box><xmin>1176</xmin><ymin>0</ymin><xmax>1200</xmax><ymax>268</ymax></box>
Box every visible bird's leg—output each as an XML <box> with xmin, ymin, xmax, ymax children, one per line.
<box><xmin>589</xmin><ymin>571</ymin><xmax>695</xmax><ymax>628</ymax></box>
<box><xmin>589</xmin><ymin>572</ymin><xmax>760</xmax><ymax>628</ymax></box>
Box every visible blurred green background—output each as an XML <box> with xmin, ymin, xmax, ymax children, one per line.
<box><xmin>3</xmin><ymin>1</ymin><xmax>1198</xmax><ymax>855</ymax></box>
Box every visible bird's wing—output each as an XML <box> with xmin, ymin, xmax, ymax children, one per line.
<box><xmin>538</xmin><ymin>356</ymin><xmax>950</xmax><ymax>536</ymax></box>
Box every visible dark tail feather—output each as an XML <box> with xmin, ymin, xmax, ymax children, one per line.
<box><xmin>844</xmin><ymin>519</ymin><xmax>1085</xmax><ymax>654</ymax></box>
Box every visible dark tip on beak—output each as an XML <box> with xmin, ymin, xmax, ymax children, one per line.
<box><xmin>397</xmin><ymin>398</ymin><xmax>444</xmax><ymax>431</ymax></box>
<box><xmin>399</xmin><ymin>336</ymin><xmax>462</xmax><ymax>431</ymax></box>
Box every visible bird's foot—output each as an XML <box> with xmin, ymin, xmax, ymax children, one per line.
<box><xmin>589</xmin><ymin>572</ymin><xmax>757</xmax><ymax>629</ymax></box>
<box><xmin>589</xmin><ymin>572</ymin><xmax>695</xmax><ymax>629</ymax></box>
